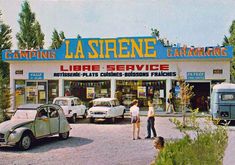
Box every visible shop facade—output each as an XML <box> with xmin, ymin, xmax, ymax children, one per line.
<box><xmin>2</xmin><ymin>37</ymin><xmax>233</xmax><ymax>111</ymax></box>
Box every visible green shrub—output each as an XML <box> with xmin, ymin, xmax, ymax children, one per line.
<box><xmin>154</xmin><ymin>116</ymin><xmax>228</xmax><ymax>165</ymax></box>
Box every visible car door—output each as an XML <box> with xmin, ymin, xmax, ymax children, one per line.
<box><xmin>77</xmin><ymin>98</ymin><xmax>85</xmax><ymax>115</ymax></box>
<box><xmin>114</xmin><ymin>100</ymin><xmax>122</xmax><ymax>116</ymax></box>
<box><xmin>111</xmin><ymin>100</ymin><xmax>118</xmax><ymax>116</ymax></box>
<box><xmin>48</xmin><ymin>106</ymin><xmax>60</xmax><ymax>134</ymax></box>
<box><xmin>35</xmin><ymin>107</ymin><xmax>50</xmax><ymax>137</ymax></box>
<box><xmin>74</xmin><ymin>98</ymin><xmax>83</xmax><ymax>116</ymax></box>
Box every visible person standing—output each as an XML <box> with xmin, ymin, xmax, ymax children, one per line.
<box><xmin>166</xmin><ymin>89</ymin><xmax>175</xmax><ymax>113</ymax></box>
<box><xmin>130</xmin><ymin>99</ymin><xmax>141</xmax><ymax>140</ymax></box>
<box><xmin>145</xmin><ymin>100</ymin><xmax>157</xmax><ymax>139</ymax></box>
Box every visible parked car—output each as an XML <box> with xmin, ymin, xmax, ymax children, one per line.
<box><xmin>0</xmin><ymin>104</ymin><xmax>71</xmax><ymax>150</ymax></box>
<box><xmin>211</xmin><ymin>83</ymin><xmax>235</xmax><ymax>125</ymax></box>
<box><xmin>53</xmin><ymin>96</ymin><xmax>87</xmax><ymax>123</ymax></box>
<box><xmin>87</xmin><ymin>98</ymin><xmax>126</xmax><ymax>123</ymax></box>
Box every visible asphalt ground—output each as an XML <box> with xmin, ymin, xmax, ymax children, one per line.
<box><xmin>0</xmin><ymin>116</ymin><xmax>234</xmax><ymax>165</ymax></box>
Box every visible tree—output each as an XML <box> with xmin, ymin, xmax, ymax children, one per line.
<box><xmin>0</xmin><ymin>12</ymin><xmax>12</xmax><ymax>60</ymax></box>
<box><xmin>177</xmin><ymin>68</ymin><xmax>194</xmax><ymax>127</ymax></box>
<box><xmin>223</xmin><ymin>20</ymin><xmax>235</xmax><ymax>82</ymax></box>
<box><xmin>151</xmin><ymin>28</ymin><xmax>159</xmax><ymax>39</ymax></box>
<box><xmin>151</xmin><ymin>28</ymin><xmax>171</xmax><ymax>46</ymax></box>
<box><xmin>77</xmin><ymin>34</ymin><xmax>82</xmax><ymax>39</ymax></box>
<box><xmin>0</xmin><ymin>71</ymin><xmax>11</xmax><ymax>122</ymax></box>
<box><xmin>0</xmin><ymin>11</ymin><xmax>12</xmax><ymax>122</ymax></box>
<box><xmin>16</xmin><ymin>1</ymin><xmax>44</xmax><ymax>49</ymax></box>
<box><xmin>34</xmin><ymin>21</ymin><xmax>44</xmax><ymax>49</ymax></box>
<box><xmin>50</xmin><ymin>29</ymin><xmax>65</xmax><ymax>49</ymax></box>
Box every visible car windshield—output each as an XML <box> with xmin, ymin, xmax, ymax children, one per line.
<box><xmin>54</xmin><ymin>100</ymin><xmax>68</xmax><ymax>106</ymax></box>
<box><xmin>93</xmin><ymin>101</ymin><xmax>111</xmax><ymax>107</ymax></box>
<box><xmin>12</xmin><ymin>110</ymin><xmax>37</xmax><ymax>120</ymax></box>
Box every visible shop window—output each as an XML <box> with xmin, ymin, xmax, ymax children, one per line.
<box><xmin>116</xmin><ymin>80</ymin><xmax>166</xmax><ymax>110</ymax></box>
<box><xmin>64</xmin><ymin>80</ymin><xmax>111</xmax><ymax>106</ymax></box>
<box><xmin>25</xmin><ymin>81</ymin><xmax>48</xmax><ymax>104</ymax></box>
<box><xmin>26</xmin><ymin>82</ymin><xmax>37</xmax><ymax>104</ymax></box>
<box><xmin>48</xmin><ymin>80</ymin><xmax>59</xmax><ymax>104</ymax></box>
<box><xmin>15</xmin><ymin>80</ymin><xmax>25</xmax><ymax>108</ymax></box>
<box><xmin>38</xmin><ymin>82</ymin><xmax>47</xmax><ymax>104</ymax></box>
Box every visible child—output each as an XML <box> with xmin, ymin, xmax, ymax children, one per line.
<box><xmin>151</xmin><ymin>136</ymin><xmax>165</xmax><ymax>165</ymax></box>
<box><xmin>154</xmin><ymin>136</ymin><xmax>164</xmax><ymax>151</ymax></box>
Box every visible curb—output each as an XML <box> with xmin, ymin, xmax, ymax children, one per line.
<box><xmin>125</xmin><ymin>111</ymin><xmax>210</xmax><ymax>118</ymax></box>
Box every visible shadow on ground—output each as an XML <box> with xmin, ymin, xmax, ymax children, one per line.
<box><xmin>74</xmin><ymin>116</ymin><xmax>131</xmax><ymax>125</ymax></box>
<box><xmin>0</xmin><ymin>136</ymin><xmax>93</xmax><ymax>153</ymax></box>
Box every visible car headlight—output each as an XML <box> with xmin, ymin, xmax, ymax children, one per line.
<box><xmin>9</xmin><ymin>129</ymin><xmax>17</xmax><ymax>134</ymax></box>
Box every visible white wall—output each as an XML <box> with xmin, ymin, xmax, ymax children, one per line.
<box><xmin>9</xmin><ymin>59</ymin><xmax>230</xmax><ymax>109</ymax></box>
<box><xmin>9</xmin><ymin>60</ymin><xmax>230</xmax><ymax>81</ymax></box>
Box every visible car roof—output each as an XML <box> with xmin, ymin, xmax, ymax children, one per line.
<box><xmin>53</xmin><ymin>96</ymin><xmax>78</xmax><ymax>100</ymax></box>
<box><xmin>17</xmin><ymin>104</ymin><xmax>61</xmax><ymax>110</ymax></box>
<box><xmin>17</xmin><ymin>104</ymin><xmax>44</xmax><ymax>110</ymax></box>
<box><xmin>213</xmin><ymin>83</ymin><xmax>235</xmax><ymax>92</ymax></box>
<box><xmin>92</xmin><ymin>98</ymin><xmax>117</xmax><ymax>102</ymax></box>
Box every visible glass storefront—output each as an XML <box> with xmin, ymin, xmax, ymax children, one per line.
<box><xmin>25</xmin><ymin>82</ymin><xmax>37</xmax><ymax>104</ymax></box>
<box><xmin>15</xmin><ymin>80</ymin><xmax>58</xmax><ymax>108</ymax></box>
<box><xmin>15</xmin><ymin>80</ymin><xmax>26</xmax><ymax>108</ymax></box>
<box><xmin>116</xmin><ymin>80</ymin><xmax>166</xmax><ymax>110</ymax></box>
<box><xmin>25</xmin><ymin>81</ymin><xmax>47</xmax><ymax>104</ymax></box>
<box><xmin>64</xmin><ymin>80</ymin><xmax>111</xmax><ymax>106</ymax></box>
<box><xmin>48</xmin><ymin>80</ymin><xmax>59</xmax><ymax>103</ymax></box>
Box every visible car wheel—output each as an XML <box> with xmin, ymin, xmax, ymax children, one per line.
<box><xmin>59</xmin><ymin>131</ymin><xmax>70</xmax><ymax>140</ymax></box>
<box><xmin>111</xmin><ymin>117</ymin><xmax>115</xmax><ymax>123</ymax></box>
<box><xmin>18</xmin><ymin>133</ymin><xmax>32</xmax><ymax>150</ymax></box>
<box><xmin>83</xmin><ymin>111</ymin><xmax>87</xmax><ymax>119</ymax></box>
<box><xmin>90</xmin><ymin>117</ymin><xmax>95</xmax><ymax>123</ymax></box>
<box><xmin>121</xmin><ymin>111</ymin><xmax>125</xmax><ymax>119</ymax></box>
<box><xmin>70</xmin><ymin>114</ymin><xmax>77</xmax><ymax>123</ymax></box>
<box><xmin>219</xmin><ymin>120</ymin><xmax>231</xmax><ymax>126</ymax></box>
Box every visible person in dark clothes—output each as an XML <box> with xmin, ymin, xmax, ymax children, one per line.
<box><xmin>145</xmin><ymin>100</ymin><xmax>157</xmax><ymax>139</ymax></box>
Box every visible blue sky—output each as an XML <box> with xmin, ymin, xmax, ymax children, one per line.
<box><xmin>1</xmin><ymin>0</ymin><xmax>235</xmax><ymax>49</ymax></box>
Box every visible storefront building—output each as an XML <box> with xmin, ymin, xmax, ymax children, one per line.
<box><xmin>2</xmin><ymin>37</ymin><xmax>233</xmax><ymax>111</ymax></box>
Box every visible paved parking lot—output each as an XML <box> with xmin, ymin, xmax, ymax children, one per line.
<box><xmin>223</xmin><ymin>122</ymin><xmax>235</xmax><ymax>165</ymax></box>
<box><xmin>0</xmin><ymin>116</ymin><xmax>234</xmax><ymax>165</ymax></box>
<box><xmin>0</xmin><ymin>117</ymin><xmax>185</xmax><ymax>165</ymax></box>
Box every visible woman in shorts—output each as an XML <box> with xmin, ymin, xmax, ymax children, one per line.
<box><xmin>130</xmin><ymin>100</ymin><xmax>141</xmax><ymax>140</ymax></box>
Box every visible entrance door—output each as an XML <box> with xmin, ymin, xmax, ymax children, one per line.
<box><xmin>188</xmin><ymin>82</ymin><xmax>210</xmax><ymax>112</ymax></box>
<box><xmin>26</xmin><ymin>81</ymin><xmax>48</xmax><ymax>104</ymax></box>
<box><xmin>26</xmin><ymin>82</ymin><xmax>37</xmax><ymax>104</ymax></box>
<box><xmin>38</xmin><ymin>82</ymin><xmax>47</xmax><ymax>104</ymax></box>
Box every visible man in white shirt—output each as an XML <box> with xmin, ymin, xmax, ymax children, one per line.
<box><xmin>130</xmin><ymin>100</ymin><xmax>141</xmax><ymax>140</ymax></box>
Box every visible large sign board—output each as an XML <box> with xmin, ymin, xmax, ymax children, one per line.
<box><xmin>2</xmin><ymin>37</ymin><xmax>233</xmax><ymax>61</ymax></box>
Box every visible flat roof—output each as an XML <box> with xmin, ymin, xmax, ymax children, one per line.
<box><xmin>92</xmin><ymin>98</ymin><xmax>117</xmax><ymax>102</ymax></box>
<box><xmin>17</xmin><ymin>104</ymin><xmax>43</xmax><ymax>110</ymax></box>
<box><xmin>213</xmin><ymin>83</ymin><xmax>235</xmax><ymax>92</ymax></box>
